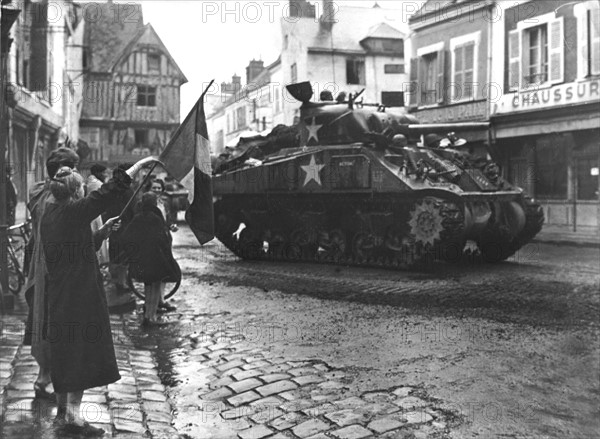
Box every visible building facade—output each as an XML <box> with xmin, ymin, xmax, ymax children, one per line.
<box><xmin>408</xmin><ymin>0</ymin><xmax>496</xmax><ymax>151</ymax></box>
<box><xmin>490</xmin><ymin>0</ymin><xmax>599</xmax><ymax>232</ymax></box>
<box><xmin>4</xmin><ymin>0</ymin><xmax>84</xmax><ymax>201</ymax></box>
<box><xmin>207</xmin><ymin>0</ymin><xmax>408</xmax><ymax>152</ymax></box>
<box><xmin>78</xmin><ymin>1</ymin><xmax>186</xmax><ymax>166</ymax></box>
<box><xmin>408</xmin><ymin>0</ymin><xmax>599</xmax><ymax>237</ymax></box>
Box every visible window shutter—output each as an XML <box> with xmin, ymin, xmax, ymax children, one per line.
<box><xmin>437</xmin><ymin>49</ymin><xmax>446</xmax><ymax>104</ymax></box>
<box><xmin>30</xmin><ymin>17</ymin><xmax>48</xmax><ymax>92</ymax></box>
<box><xmin>576</xmin><ymin>4</ymin><xmax>589</xmax><ymax>78</ymax></box>
<box><xmin>508</xmin><ymin>29</ymin><xmax>521</xmax><ymax>91</ymax></box>
<box><xmin>591</xmin><ymin>6</ymin><xmax>600</xmax><ymax>75</ymax></box>
<box><xmin>409</xmin><ymin>57</ymin><xmax>419</xmax><ymax>107</ymax></box>
<box><xmin>452</xmin><ymin>46</ymin><xmax>462</xmax><ymax>101</ymax></box>
<box><xmin>549</xmin><ymin>17</ymin><xmax>564</xmax><ymax>84</ymax></box>
<box><xmin>464</xmin><ymin>43</ymin><xmax>475</xmax><ymax>99</ymax></box>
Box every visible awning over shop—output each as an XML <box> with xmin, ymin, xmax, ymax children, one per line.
<box><xmin>492</xmin><ymin>102</ymin><xmax>600</xmax><ymax>139</ymax></box>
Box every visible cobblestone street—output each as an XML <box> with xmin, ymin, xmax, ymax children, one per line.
<box><xmin>1</xmin><ymin>226</ymin><xmax>599</xmax><ymax>438</ymax></box>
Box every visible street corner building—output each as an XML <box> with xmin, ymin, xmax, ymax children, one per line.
<box><xmin>408</xmin><ymin>0</ymin><xmax>600</xmax><ymax>244</ymax></box>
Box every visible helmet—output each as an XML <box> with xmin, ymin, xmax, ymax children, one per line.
<box><xmin>392</xmin><ymin>134</ymin><xmax>408</xmax><ymax>147</ymax></box>
<box><xmin>424</xmin><ymin>133</ymin><xmax>443</xmax><ymax>148</ymax></box>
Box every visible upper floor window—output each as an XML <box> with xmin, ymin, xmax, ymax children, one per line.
<box><xmin>575</xmin><ymin>1</ymin><xmax>600</xmax><ymax>78</ymax></box>
<box><xmin>291</xmin><ymin>63</ymin><xmax>297</xmax><ymax>83</ymax></box>
<box><xmin>137</xmin><ymin>86</ymin><xmax>156</xmax><ymax>107</ymax></box>
<box><xmin>412</xmin><ymin>42</ymin><xmax>445</xmax><ymax>107</ymax></box>
<box><xmin>526</xmin><ymin>25</ymin><xmax>548</xmax><ymax>85</ymax></box>
<box><xmin>236</xmin><ymin>107</ymin><xmax>246</xmax><ymax>129</ymax></box>
<box><xmin>508</xmin><ymin>12</ymin><xmax>563</xmax><ymax>91</ymax></box>
<box><xmin>346</xmin><ymin>58</ymin><xmax>365</xmax><ymax>85</ymax></box>
<box><xmin>450</xmin><ymin>32</ymin><xmax>479</xmax><ymax>102</ymax></box>
<box><xmin>147</xmin><ymin>53</ymin><xmax>160</xmax><ymax>74</ymax></box>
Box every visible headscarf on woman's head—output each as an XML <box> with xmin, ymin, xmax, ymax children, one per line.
<box><xmin>50</xmin><ymin>166</ymin><xmax>84</xmax><ymax>201</ymax></box>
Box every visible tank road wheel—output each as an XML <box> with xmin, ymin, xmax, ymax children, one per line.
<box><xmin>384</xmin><ymin>225</ymin><xmax>420</xmax><ymax>269</ymax></box>
<box><xmin>318</xmin><ymin>229</ymin><xmax>347</xmax><ymax>262</ymax></box>
<box><xmin>238</xmin><ymin>227</ymin><xmax>264</xmax><ymax>260</ymax></box>
<box><xmin>265</xmin><ymin>229</ymin><xmax>286</xmax><ymax>260</ymax></box>
<box><xmin>352</xmin><ymin>232</ymin><xmax>378</xmax><ymax>263</ymax></box>
<box><xmin>289</xmin><ymin>228</ymin><xmax>317</xmax><ymax>261</ymax></box>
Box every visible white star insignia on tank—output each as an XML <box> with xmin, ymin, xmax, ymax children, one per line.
<box><xmin>305</xmin><ymin>117</ymin><xmax>323</xmax><ymax>144</ymax></box>
<box><xmin>301</xmin><ymin>155</ymin><xmax>325</xmax><ymax>186</ymax></box>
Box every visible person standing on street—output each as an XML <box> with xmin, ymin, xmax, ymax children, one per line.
<box><xmin>40</xmin><ymin>157</ymin><xmax>156</xmax><ymax>435</ymax></box>
<box><xmin>121</xmin><ymin>191</ymin><xmax>180</xmax><ymax>326</ymax></box>
<box><xmin>104</xmin><ymin>163</ymin><xmax>136</xmax><ymax>294</ymax></box>
<box><xmin>24</xmin><ymin>147</ymin><xmax>80</xmax><ymax>401</ymax></box>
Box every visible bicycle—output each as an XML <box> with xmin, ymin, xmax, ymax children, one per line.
<box><xmin>127</xmin><ymin>260</ymin><xmax>181</xmax><ymax>300</ymax></box>
<box><xmin>6</xmin><ymin>221</ymin><xmax>32</xmax><ymax>295</ymax></box>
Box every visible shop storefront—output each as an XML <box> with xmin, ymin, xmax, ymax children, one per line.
<box><xmin>491</xmin><ymin>78</ymin><xmax>600</xmax><ymax>232</ymax></box>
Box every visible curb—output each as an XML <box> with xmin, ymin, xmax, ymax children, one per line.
<box><xmin>532</xmin><ymin>238</ymin><xmax>600</xmax><ymax>248</ymax></box>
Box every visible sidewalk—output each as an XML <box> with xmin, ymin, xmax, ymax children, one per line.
<box><xmin>533</xmin><ymin>224</ymin><xmax>600</xmax><ymax>247</ymax></box>
<box><xmin>0</xmin><ymin>295</ymin><xmax>178</xmax><ymax>438</ymax></box>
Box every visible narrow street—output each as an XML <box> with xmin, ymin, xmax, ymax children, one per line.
<box><xmin>133</xmin><ymin>227</ymin><xmax>599</xmax><ymax>438</ymax></box>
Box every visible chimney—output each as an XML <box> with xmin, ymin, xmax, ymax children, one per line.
<box><xmin>321</xmin><ymin>0</ymin><xmax>336</xmax><ymax>30</ymax></box>
<box><xmin>232</xmin><ymin>74</ymin><xmax>241</xmax><ymax>92</ymax></box>
<box><xmin>288</xmin><ymin>0</ymin><xmax>316</xmax><ymax>19</ymax></box>
<box><xmin>246</xmin><ymin>59</ymin><xmax>265</xmax><ymax>85</ymax></box>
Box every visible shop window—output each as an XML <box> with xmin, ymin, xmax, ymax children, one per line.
<box><xmin>137</xmin><ymin>86</ymin><xmax>156</xmax><ymax>107</ymax></box>
<box><xmin>577</xmin><ymin>157</ymin><xmax>599</xmax><ymax>200</ymax></box>
<box><xmin>346</xmin><ymin>58</ymin><xmax>365</xmax><ymax>85</ymax></box>
<box><xmin>381</xmin><ymin>91</ymin><xmax>404</xmax><ymax>107</ymax></box>
<box><xmin>535</xmin><ymin>141</ymin><xmax>567</xmax><ymax>199</ymax></box>
<box><xmin>135</xmin><ymin>129</ymin><xmax>148</xmax><ymax>147</ymax></box>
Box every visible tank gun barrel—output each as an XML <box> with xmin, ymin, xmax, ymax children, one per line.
<box><xmin>406</xmin><ymin>122</ymin><xmax>490</xmax><ymax>133</ymax></box>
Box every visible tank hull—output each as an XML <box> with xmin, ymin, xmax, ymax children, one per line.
<box><xmin>213</xmin><ymin>145</ymin><xmax>543</xmax><ymax>267</ymax></box>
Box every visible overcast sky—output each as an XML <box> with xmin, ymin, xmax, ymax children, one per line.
<box><xmin>136</xmin><ymin>1</ymin><xmax>414</xmax><ymax>117</ymax></box>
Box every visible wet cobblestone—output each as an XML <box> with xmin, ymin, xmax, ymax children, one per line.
<box><xmin>0</xmin><ymin>300</ymin><xmax>176</xmax><ymax>439</ymax></box>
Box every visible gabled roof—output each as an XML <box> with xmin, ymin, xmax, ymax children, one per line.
<box><xmin>363</xmin><ymin>22</ymin><xmax>405</xmax><ymax>40</ymax></box>
<box><xmin>111</xmin><ymin>23</ymin><xmax>187</xmax><ymax>83</ymax></box>
<box><xmin>283</xmin><ymin>5</ymin><xmax>408</xmax><ymax>53</ymax></box>
<box><xmin>81</xmin><ymin>1</ymin><xmax>144</xmax><ymax>72</ymax></box>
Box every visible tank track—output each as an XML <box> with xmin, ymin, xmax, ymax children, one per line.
<box><xmin>476</xmin><ymin>197</ymin><xmax>544</xmax><ymax>263</ymax></box>
<box><xmin>214</xmin><ymin>195</ymin><xmax>466</xmax><ymax>270</ymax></box>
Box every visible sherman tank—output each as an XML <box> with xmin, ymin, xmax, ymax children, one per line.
<box><xmin>212</xmin><ymin>82</ymin><xmax>543</xmax><ymax>268</ymax></box>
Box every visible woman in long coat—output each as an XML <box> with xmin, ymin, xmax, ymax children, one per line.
<box><xmin>121</xmin><ymin>191</ymin><xmax>180</xmax><ymax>326</ymax></box>
<box><xmin>40</xmin><ymin>157</ymin><xmax>154</xmax><ymax>436</ymax></box>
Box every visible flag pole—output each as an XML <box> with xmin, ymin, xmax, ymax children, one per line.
<box><xmin>117</xmin><ymin>161</ymin><xmax>159</xmax><ymax>220</ymax></box>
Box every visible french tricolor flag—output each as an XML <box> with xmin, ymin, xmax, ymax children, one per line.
<box><xmin>160</xmin><ymin>83</ymin><xmax>214</xmax><ymax>245</ymax></box>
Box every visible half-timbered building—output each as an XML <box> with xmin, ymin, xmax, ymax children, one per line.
<box><xmin>79</xmin><ymin>2</ymin><xmax>187</xmax><ymax>165</ymax></box>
